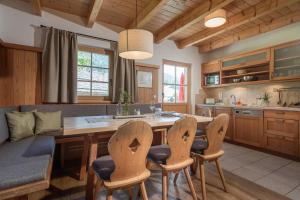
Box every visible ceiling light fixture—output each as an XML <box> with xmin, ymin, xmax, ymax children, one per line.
<box><xmin>118</xmin><ymin>0</ymin><xmax>153</xmax><ymax>60</ymax></box>
<box><xmin>204</xmin><ymin>9</ymin><xmax>227</xmax><ymax>28</ymax></box>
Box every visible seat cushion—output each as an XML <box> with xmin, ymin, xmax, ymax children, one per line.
<box><xmin>196</xmin><ymin>128</ymin><xmax>205</xmax><ymax>137</ymax></box>
<box><xmin>93</xmin><ymin>155</ymin><xmax>115</xmax><ymax>181</ymax></box>
<box><xmin>23</xmin><ymin>136</ymin><xmax>55</xmax><ymax>157</ymax></box>
<box><xmin>147</xmin><ymin>144</ymin><xmax>171</xmax><ymax>164</ymax></box>
<box><xmin>191</xmin><ymin>140</ymin><xmax>208</xmax><ymax>154</ymax></box>
<box><xmin>0</xmin><ymin>106</ymin><xmax>18</xmax><ymax>144</ymax></box>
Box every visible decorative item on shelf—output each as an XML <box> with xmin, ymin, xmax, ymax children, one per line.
<box><xmin>233</xmin><ymin>78</ymin><xmax>241</xmax><ymax>83</ymax></box>
<box><xmin>204</xmin><ymin>9</ymin><xmax>227</xmax><ymax>28</ymax></box>
<box><xmin>118</xmin><ymin>0</ymin><xmax>153</xmax><ymax>60</ymax></box>
<box><xmin>120</xmin><ymin>90</ymin><xmax>131</xmax><ymax>116</ymax></box>
<box><xmin>237</xmin><ymin>69</ymin><xmax>247</xmax><ymax>75</ymax></box>
<box><xmin>243</xmin><ymin>75</ymin><xmax>256</xmax><ymax>82</ymax></box>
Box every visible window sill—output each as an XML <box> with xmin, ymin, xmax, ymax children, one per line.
<box><xmin>77</xmin><ymin>96</ymin><xmax>112</xmax><ymax>104</ymax></box>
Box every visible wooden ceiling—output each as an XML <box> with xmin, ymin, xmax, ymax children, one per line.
<box><xmin>3</xmin><ymin>0</ymin><xmax>300</xmax><ymax>52</ymax></box>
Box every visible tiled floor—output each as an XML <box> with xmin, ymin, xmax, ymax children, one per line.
<box><xmin>219</xmin><ymin>142</ymin><xmax>300</xmax><ymax>200</ymax></box>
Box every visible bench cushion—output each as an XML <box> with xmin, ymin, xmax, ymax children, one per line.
<box><xmin>0</xmin><ymin>107</ymin><xmax>18</xmax><ymax>144</ymax></box>
<box><xmin>0</xmin><ymin>136</ymin><xmax>55</xmax><ymax>190</ymax></box>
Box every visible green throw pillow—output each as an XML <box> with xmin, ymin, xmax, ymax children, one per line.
<box><xmin>6</xmin><ymin>111</ymin><xmax>35</xmax><ymax>142</ymax></box>
<box><xmin>34</xmin><ymin>111</ymin><xmax>62</xmax><ymax>135</ymax></box>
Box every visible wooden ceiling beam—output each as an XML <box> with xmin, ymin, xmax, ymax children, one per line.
<box><xmin>87</xmin><ymin>0</ymin><xmax>104</xmax><ymax>27</ymax></box>
<box><xmin>198</xmin><ymin>11</ymin><xmax>300</xmax><ymax>52</ymax></box>
<box><xmin>32</xmin><ymin>0</ymin><xmax>42</xmax><ymax>16</ymax></box>
<box><xmin>127</xmin><ymin>0</ymin><xmax>169</xmax><ymax>29</ymax></box>
<box><xmin>154</xmin><ymin>0</ymin><xmax>234</xmax><ymax>44</ymax></box>
<box><xmin>177</xmin><ymin>0</ymin><xmax>298</xmax><ymax>49</ymax></box>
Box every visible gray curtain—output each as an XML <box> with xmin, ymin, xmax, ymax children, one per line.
<box><xmin>111</xmin><ymin>42</ymin><xmax>137</xmax><ymax>103</ymax></box>
<box><xmin>42</xmin><ymin>27</ymin><xmax>78</xmax><ymax>103</ymax></box>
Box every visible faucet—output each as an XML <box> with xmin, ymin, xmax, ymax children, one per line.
<box><xmin>230</xmin><ymin>95</ymin><xmax>237</xmax><ymax>106</ymax></box>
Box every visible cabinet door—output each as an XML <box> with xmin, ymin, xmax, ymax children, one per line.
<box><xmin>215</xmin><ymin>108</ymin><xmax>233</xmax><ymax>140</ymax></box>
<box><xmin>202</xmin><ymin>60</ymin><xmax>220</xmax><ymax>74</ymax></box>
<box><xmin>264</xmin><ymin>118</ymin><xmax>299</xmax><ymax>138</ymax></box>
<box><xmin>234</xmin><ymin>116</ymin><xmax>263</xmax><ymax>147</ymax></box>
<box><xmin>264</xmin><ymin>134</ymin><xmax>299</xmax><ymax>157</ymax></box>
<box><xmin>271</xmin><ymin>41</ymin><xmax>300</xmax><ymax>80</ymax></box>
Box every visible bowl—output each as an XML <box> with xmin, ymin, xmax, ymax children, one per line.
<box><xmin>243</xmin><ymin>75</ymin><xmax>256</xmax><ymax>81</ymax></box>
<box><xmin>233</xmin><ymin>78</ymin><xmax>241</xmax><ymax>83</ymax></box>
<box><xmin>237</xmin><ymin>69</ymin><xmax>247</xmax><ymax>75</ymax></box>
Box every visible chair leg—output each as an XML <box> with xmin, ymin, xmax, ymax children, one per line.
<box><xmin>94</xmin><ymin>179</ymin><xmax>103</xmax><ymax>200</ymax></box>
<box><xmin>199</xmin><ymin>160</ymin><xmax>207</xmax><ymax>200</ymax></box>
<box><xmin>215</xmin><ymin>159</ymin><xmax>227</xmax><ymax>192</ymax></box>
<box><xmin>183</xmin><ymin>167</ymin><xmax>197</xmax><ymax>200</ymax></box>
<box><xmin>190</xmin><ymin>156</ymin><xmax>198</xmax><ymax>174</ymax></box>
<box><xmin>106</xmin><ymin>190</ymin><xmax>113</xmax><ymax>200</ymax></box>
<box><xmin>173</xmin><ymin>172</ymin><xmax>179</xmax><ymax>185</ymax></box>
<box><xmin>162</xmin><ymin>171</ymin><xmax>168</xmax><ymax>200</ymax></box>
<box><xmin>127</xmin><ymin>187</ymin><xmax>133</xmax><ymax>200</ymax></box>
<box><xmin>139</xmin><ymin>181</ymin><xmax>149</xmax><ymax>200</ymax></box>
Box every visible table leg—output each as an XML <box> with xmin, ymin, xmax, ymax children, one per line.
<box><xmin>86</xmin><ymin>134</ymin><xmax>98</xmax><ymax>200</ymax></box>
<box><xmin>79</xmin><ymin>135</ymin><xmax>89</xmax><ymax>181</ymax></box>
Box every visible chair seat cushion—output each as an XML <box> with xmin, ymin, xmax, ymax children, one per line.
<box><xmin>191</xmin><ymin>140</ymin><xmax>208</xmax><ymax>154</ymax></box>
<box><xmin>196</xmin><ymin>128</ymin><xmax>205</xmax><ymax>137</ymax></box>
<box><xmin>147</xmin><ymin>144</ymin><xmax>171</xmax><ymax>164</ymax></box>
<box><xmin>93</xmin><ymin>155</ymin><xmax>115</xmax><ymax>181</ymax></box>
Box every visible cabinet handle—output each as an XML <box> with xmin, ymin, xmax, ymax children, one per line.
<box><xmin>275</xmin><ymin>111</ymin><xmax>285</xmax><ymax>114</ymax></box>
<box><xmin>275</xmin><ymin>119</ymin><xmax>284</xmax><ymax>123</ymax></box>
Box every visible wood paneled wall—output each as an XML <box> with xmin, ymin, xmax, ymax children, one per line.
<box><xmin>0</xmin><ymin>41</ymin><xmax>42</xmax><ymax>106</ymax></box>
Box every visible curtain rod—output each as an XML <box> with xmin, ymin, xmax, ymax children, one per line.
<box><xmin>40</xmin><ymin>25</ymin><xmax>118</xmax><ymax>43</ymax></box>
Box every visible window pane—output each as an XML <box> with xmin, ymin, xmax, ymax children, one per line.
<box><xmin>77</xmin><ymin>81</ymin><xmax>91</xmax><ymax>96</ymax></box>
<box><xmin>176</xmin><ymin>66</ymin><xmax>187</xmax><ymax>85</ymax></box>
<box><xmin>92</xmin><ymin>54</ymin><xmax>109</xmax><ymax>68</ymax></box>
<box><xmin>92</xmin><ymin>68</ymin><xmax>109</xmax><ymax>82</ymax></box>
<box><xmin>164</xmin><ymin>64</ymin><xmax>175</xmax><ymax>84</ymax></box>
<box><xmin>176</xmin><ymin>86</ymin><xmax>187</xmax><ymax>103</ymax></box>
<box><xmin>92</xmin><ymin>82</ymin><xmax>109</xmax><ymax>96</ymax></box>
<box><xmin>77</xmin><ymin>66</ymin><xmax>91</xmax><ymax>80</ymax></box>
<box><xmin>163</xmin><ymin>85</ymin><xmax>175</xmax><ymax>103</ymax></box>
<box><xmin>78</xmin><ymin>51</ymin><xmax>91</xmax><ymax>66</ymax></box>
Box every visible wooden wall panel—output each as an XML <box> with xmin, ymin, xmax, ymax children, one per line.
<box><xmin>0</xmin><ymin>42</ymin><xmax>42</xmax><ymax>106</ymax></box>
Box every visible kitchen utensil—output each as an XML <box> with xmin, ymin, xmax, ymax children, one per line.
<box><xmin>233</xmin><ymin>78</ymin><xmax>241</xmax><ymax>83</ymax></box>
<box><xmin>237</xmin><ymin>69</ymin><xmax>247</xmax><ymax>75</ymax></box>
<box><xmin>243</xmin><ymin>75</ymin><xmax>256</xmax><ymax>81</ymax></box>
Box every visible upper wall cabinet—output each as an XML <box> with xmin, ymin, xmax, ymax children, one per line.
<box><xmin>271</xmin><ymin>41</ymin><xmax>300</xmax><ymax>80</ymax></box>
<box><xmin>201</xmin><ymin>60</ymin><xmax>221</xmax><ymax>87</ymax></box>
<box><xmin>222</xmin><ymin>49</ymin><xmax>270</xmax><ymax>70</ymax></box>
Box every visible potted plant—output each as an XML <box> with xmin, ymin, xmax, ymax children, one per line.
<box><xmin>119</xmin><ymin>90</ymin><xmax>131</xmax><ymax>115</ymax></box>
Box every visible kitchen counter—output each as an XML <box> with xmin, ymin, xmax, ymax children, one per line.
<box><xmin>196</xmin><ymin>104</ymin><xmax>300</xmax><ymax>112</ymax></box>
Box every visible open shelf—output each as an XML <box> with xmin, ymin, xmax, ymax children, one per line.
<box><xmin>222</xmin><ymin>60</ymin><xmax>269</xmax><ymax>71</ymax></box>
<box><xmin>222</xmin><ymin>70</ymin><xmax>269</xmax><ymax>79</ymax></box>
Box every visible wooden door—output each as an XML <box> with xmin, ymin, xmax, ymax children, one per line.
<box><xmin>162</xmin><ymin>59</ymin><xmax>191</xmax><ymax>114</ymax></box>
<box><xmin>136</xmin><ymin>63</ymin><xmax>159</xmax><ymax>104</ymax></box>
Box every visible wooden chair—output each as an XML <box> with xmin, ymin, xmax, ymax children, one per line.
<box><xmin>147</xmin><ymin>116</ymin><xmax>198</xmax><ymax>200</ymax></box>
<box><xmin>191</xmin><ymin>113</ymin><xmax>230</xmax><ymax>200</ymax></box>
<box><xmin>92</xmin><ymin>120</ymin><xmax>153</xmax><ymax>200</ymax></box>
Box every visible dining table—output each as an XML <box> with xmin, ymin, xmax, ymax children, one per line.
<box><xmin>62</xmin><ymin>113</ymin><xmax>213</xmax><ymax>200</ymax></box>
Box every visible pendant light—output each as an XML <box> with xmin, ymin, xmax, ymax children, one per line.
<box><xmin>204</xmin><ymin>9</ymin><xmax>227</xmax><ymax>28</ymax></box>
<box><xmin>118</xmin><ymin>0</ymin><xmax>154</xmax><ymax>60</ymax></box>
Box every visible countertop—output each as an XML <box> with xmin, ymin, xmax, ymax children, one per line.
<box><xmin>196</xmin><ymin>104</ymin><xmax>300</xmax><ymax>112</ymax></box>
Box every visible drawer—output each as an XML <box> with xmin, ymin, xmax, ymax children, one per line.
<box><xmin>264</xmin><ymin>118</ymin><xmax>299</xmax><ymax>138</ymax></box>
<box><xmin>215</xmin><ymin>107</ymin><xmax>232</xmax><ymax>115</ymax></box>
<box><xmin>263</xmin><ymin>134</ymin><xmax>299</xmax><ymax>157</ymax></box>
<box><xmin>264</xmin><ymin>110</ymin><xmax>300</xmax><ymax>120</ymax></box>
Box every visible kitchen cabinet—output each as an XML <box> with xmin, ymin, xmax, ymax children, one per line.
<box><xmin>233</xmin><ymin>109</ymin><xmax>264</xmax><ymax>147</ymax></box>
<box><xmin>271</xmin><ymin>40</ymin><xmax>300</xmax><ymax>81</ymax></box>
<box><xmin>201</xmin><ymin>60</ymin><xmax>221</xmax><ymax>87</ymax></box>
<box><xmin>263</xmin><ymin>110</ymin><xmax>299</xmax><ymax>157</ymax></box>
<box><xmin>215</xmin><ymin>107</ymin><xmax>233</xmax><ymax>141</ymax></box>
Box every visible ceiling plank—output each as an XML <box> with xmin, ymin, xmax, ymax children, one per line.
<box><xmin>32</xmin><ymin>0</ymin><xmax>42</xmax><ymax>16</ymax></box>
<box><xmin>87</xmin><ymin>0</ymin><xmax>104</xmax><ymax>27</ymax></box>
<box><xmin>154</xmin><ymin>0</ymin><xmax>234</xmax><ymax>44</ymax></box>
<box><xmin>127</xmin><ymin>0</ymin><xmax>169</xmax><ymax>29</ymax></box>
<box><xmin>177</xmin><ymin>0</ymin><xmax>298</xmax><ymax>49</ymax></box>
<box><xmin>198</xmin><ymin>11</ymin><xmax>300</xmax><ymax>52</ymax></box>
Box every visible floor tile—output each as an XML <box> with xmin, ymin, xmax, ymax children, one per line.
<box><xmin>287</xmin><ymin>188</ymin><xmax>300</xmax><ymax>200</ymax></box>
<box><xmin>255</xmin><ymin>176</ymin><xmax>296</xmax><ymax>195</ymax></box>
<box><xmin>252</xmin><ymin>156</ymin><xmax>291</xmax><ymax>171</ymax></box>
<box><xmin>232</xmin><ymin>166</ymin><xmax>266</xmax><ymax>181</ymax></box>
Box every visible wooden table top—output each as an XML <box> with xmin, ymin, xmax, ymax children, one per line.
<box><xmin>63</xmin><ymin>114</ymin><xmax>212</xmax><ymax>136</ymax></box>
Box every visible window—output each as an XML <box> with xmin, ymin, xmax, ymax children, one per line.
<box><xmin>163</xmin><ymin>60</ymin><xmax>190</xmax><ymax>103</ymax></box>
<box><xmin>77</xmin><ymin>46</ymin><xmax>113</xmax><ymax>100</ymax></box>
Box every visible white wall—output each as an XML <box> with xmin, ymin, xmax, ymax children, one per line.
<box><xmin>0</xmin><ymin>4</ymin><xmax>203</xmax><ymax>113</ymax></box>
<box><xmin>204</xmin><ymin>22</ymin><xmax>300</xmax><ymax>61</ymax></box>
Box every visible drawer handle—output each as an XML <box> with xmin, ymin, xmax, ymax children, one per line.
<box><xmin>275</xmin><ymin>111</ymin><xmax>285</xmax><ymax>114</ymax></box>
<box><xmin>275</xmin><ymin>119</ymin><xmax>284</xmax><ymax>123</ymax></box>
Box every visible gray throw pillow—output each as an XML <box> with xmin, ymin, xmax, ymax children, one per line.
<box><xmin>34</xmin><ymin>111</ymin><xmax>62</xmax><ymax>135</ymax></box>
<box><xmin>6</xmin><ymin>111</ymin><xmax>35</xmax><ymax>142</ymax></box>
